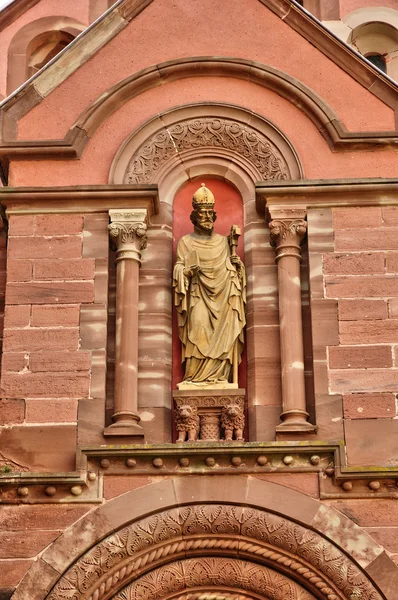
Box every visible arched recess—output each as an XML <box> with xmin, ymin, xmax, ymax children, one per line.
<box><xmin>27</xmin><ymin>30</ymin><xmax>75</xmax><ymax>79</ymax></box>
<box><xmin>11</xmin><ymin>477</ymin><xmax>394</xmax><ymax>600</ymax></box>
<box><xmin>106</xmin><ymin>103</ymin><xmax>303</xmax><ymax>441</ymax></box>
<box><xmin>7</xmin><ymin>17</ymin><xmax>86</xmax><ymax>95</ymax></box>
<box><xmin>348</xmin><ymin>21</ymin><xmax>398</xmax><ymax>80</ymax></box>
<box><xmin>343</xmin><ymin>8</ymin><xmax>398</xmax><ymax>81</ymax></box>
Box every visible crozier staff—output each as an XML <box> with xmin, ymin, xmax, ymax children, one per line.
<box><xmin>173</xmin><ymin>183</ymin><xmax>246</xmax><ymax>387</ymax></box>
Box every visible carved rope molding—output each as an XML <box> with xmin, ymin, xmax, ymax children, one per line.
<box><xmin>114</xmin><ymin>557</ymin><xmax>316</xmax><ymax>600</ymax></box>
<box><xmin>124</xmin><ymin>117</ymin><xmax>290</xmax><ymax>184</ymax></box>
<box><xmin>46</xmin><ymin>504</ymin><xmax>381</xmax><ymax>600</ymax></box>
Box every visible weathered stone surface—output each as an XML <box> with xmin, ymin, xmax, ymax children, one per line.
<box><xmin>35</xmin><ymin>215</ymin><xmax>83</xmax><ymax>236</ymax></box>
<box><xmin>30</xmin><ymin>305</ymin><xmax>80</xmax><ymax>327</ymax></box>
<box><xmin>338</xmin><ymin>299</ymin><xmax>388</xmax><ymax>321</ymax></box>
<box><xmin>329</xmin><ymin>345</ymin><xmax>392</xmax><ymax>369</ymax></box>
<box><xmin>333</xmin><ymin>207</ymin><xmax>382</xmax><ymax>229</ymax></box>
<box><xmin>0</xmin><ymin>505</ymin><xmax>91</xmax><ymax>531</ymax></box>
<box><xmin>25</xmin><ymin>399</ymin><xmax>78</xmax><ymax>423</ymax></box>
<box><xmin>6</xmin><ymin>282</ymin><xmax>94</xmax><ymax>304</ymax></box>
<box><xmin>29</xmin><ymin>351</ymin><xmax>90</xmax><ymax>373</ymax></box>
<box><xmin>366</xmin><ymin>551</ymin><xmax>398</xmax><ymax>600</ymax></box>
<box><xmin>3</xmin><ymin>328</ymin><xmax>79</xmax><ymax>352</ymax></box>
<box><xmin>345</xmin><ymin>419</ymin><xmax>398</xmax><ymax>466</ymax></box>
<box><xmin>0</xmin><ymin>425</ymin><xmax>76</xmax><ymax>472</ymax></box>
<box><xmin>312</xmin><ymin>504</ymin><xmax>382</xmax><ymax>568</ymax></box>
<box><xmin>0</xmin><ymin>531</ymin><xmax>60</xmax><ymax>558</ymax></box>
<box><xmin>103</xmin><ymin>476</ymin><xmax>153</xmax><ymax>500</ymax></box>
<box><xmin>2</xmin><ymin>371</ymin><xmax>90</xmax><ymax>398</ymax></box>
<box><xmin>34</xmin><ymin>259</ymin><xmax>94</xmax><ymax>280</ymax></box>
<box><xmin>343</xmin><ymin>393</ymin><xmax>396</xmax><ymax>419</ymax></box>
<box><xmin>324</xmin><ymin>252</ymin><xmax>384</xmax><ymax>275</ymax></box>
<box><xmin>0</xmin><ymin>560</ymin><xmax>32</xmax><ymax>587</ymax></box>
<box><xmin>8</xmin><ymin>236</ymin><xmax>82</xmax><ymax>259</ymax></box>
<box><xmin>0</xmin><ymin>398</ymin><xmax>25</xmax><ymax>424</ymax></box>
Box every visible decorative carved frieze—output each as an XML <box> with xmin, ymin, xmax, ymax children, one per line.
<box><xmin>125</xmin><ymin>117</ymin><xmax>290</xmax><ymax>184</ymax></box>
<box><xmin>173</xmin><ymin>390</ymin><xmax>245</xmax><ymax>442</ymax></box>
<box><xmin>114</xmin><ymin>557</ymin><xmax>316</xmax><ymax>600</ymax></box>
<box><xmin>46</xmin><ymin>503</ymin><xmax>383</xmax><ymax>600</ymax></box>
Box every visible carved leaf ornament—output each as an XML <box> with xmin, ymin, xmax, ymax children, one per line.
<box><xmin>125</xmin><ymin>118</ymin><xmax>290</xmax><ymax>184</ymax></box>
<box><xmin>46</xmin><ymin>504</ymin><xmax>382</xmax><ymax>600</ymax></box>
<box><xmin>108</xmin><ymin>221</ymin><xmax>148</xmax><ymax>251</ymax></box>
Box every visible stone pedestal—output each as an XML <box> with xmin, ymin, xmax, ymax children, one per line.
<box><xmin>173</xmin><ymin>389</ymin><xmax>245</xmax><ymax>442</ymax></box>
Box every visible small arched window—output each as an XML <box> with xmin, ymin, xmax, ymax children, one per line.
<box><xmin>365</xmin><ymin>53</ymin><xmax>387</xmax><ymax>73</ymax></box>
<box><xmin>347</xmin><ymin>21</ymin><xmax>398</xmax><ymax>81</ymax></box>
<box><xmin>27</xmin><ymin>31</ymin><xmax>75</xmax><ymax>78</ymax></box>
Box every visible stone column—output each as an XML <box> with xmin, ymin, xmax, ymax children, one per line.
<box><xmin>269</xmin><ymin>210</ymin><xmax>316</xmax><ymax>434</ymax></box>
<box><xmin>104</xmin><ymin>209</ymin><xmax>148</xmax><ymax>437</ymax></box>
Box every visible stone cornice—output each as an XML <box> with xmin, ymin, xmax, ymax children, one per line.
<box><xmin>1</xmin><ymin>442</ymin><xmax>398</xmax><ymax>503</ymax></box>
<box><xmin>0</xmin><ymin>184</ymin><xmax>159</xmax><ymax>215</ymax></box>
<box><xmin>256</xmin><ymin>177</ymin><xmax>398</xmax><ymax>214</ymax></box>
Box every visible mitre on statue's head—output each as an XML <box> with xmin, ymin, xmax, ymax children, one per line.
<box><xmin>192</xmin><ymin>183</ymin><xmax>215</xmax><ymax>208</ymax></box>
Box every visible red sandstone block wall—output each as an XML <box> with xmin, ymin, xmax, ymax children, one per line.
<box><xmin>324</xmin><ymin>206</ymin><xmax>398</xmax><ymax>465</ymax></box>
<box><xmin>0</xmin><ymin>213</ymin><xmax>108</xmax><ymax>472</ymax></box>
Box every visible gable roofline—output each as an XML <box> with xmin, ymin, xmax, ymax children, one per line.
<box><xmin>0</xmin><ymin>0</ymin><xmax>40</xmax><ymax>33</ymax></box>
<box><xmin>0</xmin><ymin>0</ymin><xmax>397</xmax><ymax>155</ymax></box>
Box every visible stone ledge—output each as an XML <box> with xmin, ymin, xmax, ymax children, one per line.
<box><xmin>1</xmin><ymin>442</ymin><xmax>398</xmax><ymax>502</ymax></box>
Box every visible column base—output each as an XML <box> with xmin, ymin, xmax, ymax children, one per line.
<box><xmin>276</xmin><ymin>409</ymin><xmax>317</xmax><ymax>434</ymax></box>
<box><xmin>103</xmin><ymin>411</ymin><xmax>145</xmax><ymax>438</ymax></box>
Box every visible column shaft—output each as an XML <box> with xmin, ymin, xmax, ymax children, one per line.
<box><xmin>270</xmin><ymin>216</ymin><xmax>316</xmax><ymax>434</ymax></box>
<box><xmin>104</xmin><ymin>209</ymin><xmax>148</xmax><ymax>437</ymax></box>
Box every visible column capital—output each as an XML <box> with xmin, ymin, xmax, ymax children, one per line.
<box><xmin>269</xmin><ymin>217</ymin><xmax>307</xmax><ymax>262</ymax></box>
<box><xmin>109</xmin><ymin>208</ymin><xmax>148</xmax><ymax>263</ymax></box>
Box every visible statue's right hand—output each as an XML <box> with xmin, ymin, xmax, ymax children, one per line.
<box><xmin>183</xmin><ymin>264</ymin><xmax>200</xmax><ymax>277</ymax></box>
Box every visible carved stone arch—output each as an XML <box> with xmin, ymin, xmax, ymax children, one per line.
<box><xmin>73</xmin><ymin>56</ymin><xmax>367</xmax><ymax>153</ymax></box>
<box><xmin>114</xmin><ymin>557</ymin><xmax>317</xmax><ymax>600</ymax></box>
<box><xmin>12</xmin><ymin>477</ymin><xmax>395</xmax><ymax>600</ymax></box>
<box><xmin>109</xmin><ymin>103</ymin><xmax>303</xmax><ymax>188</ymax></box>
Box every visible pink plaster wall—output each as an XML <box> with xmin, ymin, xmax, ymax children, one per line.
<box><xmin>16</xmin><ymin>0</ymin><xmax>395</xmax><ymax>144</ymax></box>
<box><xmin>9</xmin><ymin>77</ymin><xmax>398</xmax><ymax>187</ymax></box>
<box><xmin>339</xmin><ymin>0</ymin><xmax>398</xmax><ymax>19</ymax></box>
<box><xmin>0</xmin><ymin>0</ymin><xmax>90</xmax><ymax>98</ymax></box>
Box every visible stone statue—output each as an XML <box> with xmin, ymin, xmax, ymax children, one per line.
<box><xmin>175</xmin><ymin>404</ymin><xmax>200</xmax><ymax>442</ymax></box>
<box><xmin>221</xmin><ymin>403</ymin><xmax>245</xmax><ymax>441</ymax></box>
<box><xmin>173</xmin><ymin>183</ymin><xmax>246</xmax><ymax>389</ymax></box>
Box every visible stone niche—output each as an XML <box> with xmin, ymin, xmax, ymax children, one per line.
<box><xmin>173</xmin><ymin>389</ymin><xmax>246</xmax><ymax>443</ymax></box>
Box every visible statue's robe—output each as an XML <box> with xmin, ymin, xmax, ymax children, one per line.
<box><xmin>173</xmin><ymin>232</ymin><xmax>246</xmax><ymax>383</ymax></box>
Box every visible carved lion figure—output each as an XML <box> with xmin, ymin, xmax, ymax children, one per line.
<box><xmin>221</xmin><ymin>404</ymin><xmax>245</xmax><ymax>441</ymax></box>
<box><xmin>175</xmin><ymin>404</ymin><xmax>200</xmax><ymax>442</ymax></box>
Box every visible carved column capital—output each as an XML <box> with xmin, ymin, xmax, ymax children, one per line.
<box><xmin>109</xmin><ymin>209</ymin><xmax>148</xmax><ymax>263</ymax></box>
<box><xmin>269</xmin><ymin>218</ymin><xmax>307</xmax><ymax>262</ymax></box>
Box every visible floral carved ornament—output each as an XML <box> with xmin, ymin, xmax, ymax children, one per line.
<box><xmin>45</xmin><ymin>504</ymin><xmax>381</xmax><ymax>600</ymax></box>
<box><xmin>124</xmin><ymin>118</ymin><xmax>290</xmax><ymax>184</ymax></box>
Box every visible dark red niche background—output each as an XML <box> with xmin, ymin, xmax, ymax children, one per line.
<box><xmin>172</xmin><ymin>178</ymin><xmax>246</xmax><ymax>391</ymax></box>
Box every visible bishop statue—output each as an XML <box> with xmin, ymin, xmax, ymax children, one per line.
<box><xmin>173</xmin><ymin>183</ymin><xmax>246</xmax><ymax>389</ymax></box>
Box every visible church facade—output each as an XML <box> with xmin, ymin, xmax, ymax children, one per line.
<box><xmin>1</xmin><ymin>0</ymin><xmax>398</xmax><ymax>598</ymax></box>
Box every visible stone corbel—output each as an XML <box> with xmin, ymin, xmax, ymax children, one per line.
<box><xmin>104</xmin><ymin>208</ymin><xmax>148</xmax><ymax>438</ymax></box>
<box><xmin>269</xmin><ymin>208</ymin><xmax>316</xmax><ymax>434</ymax></box>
